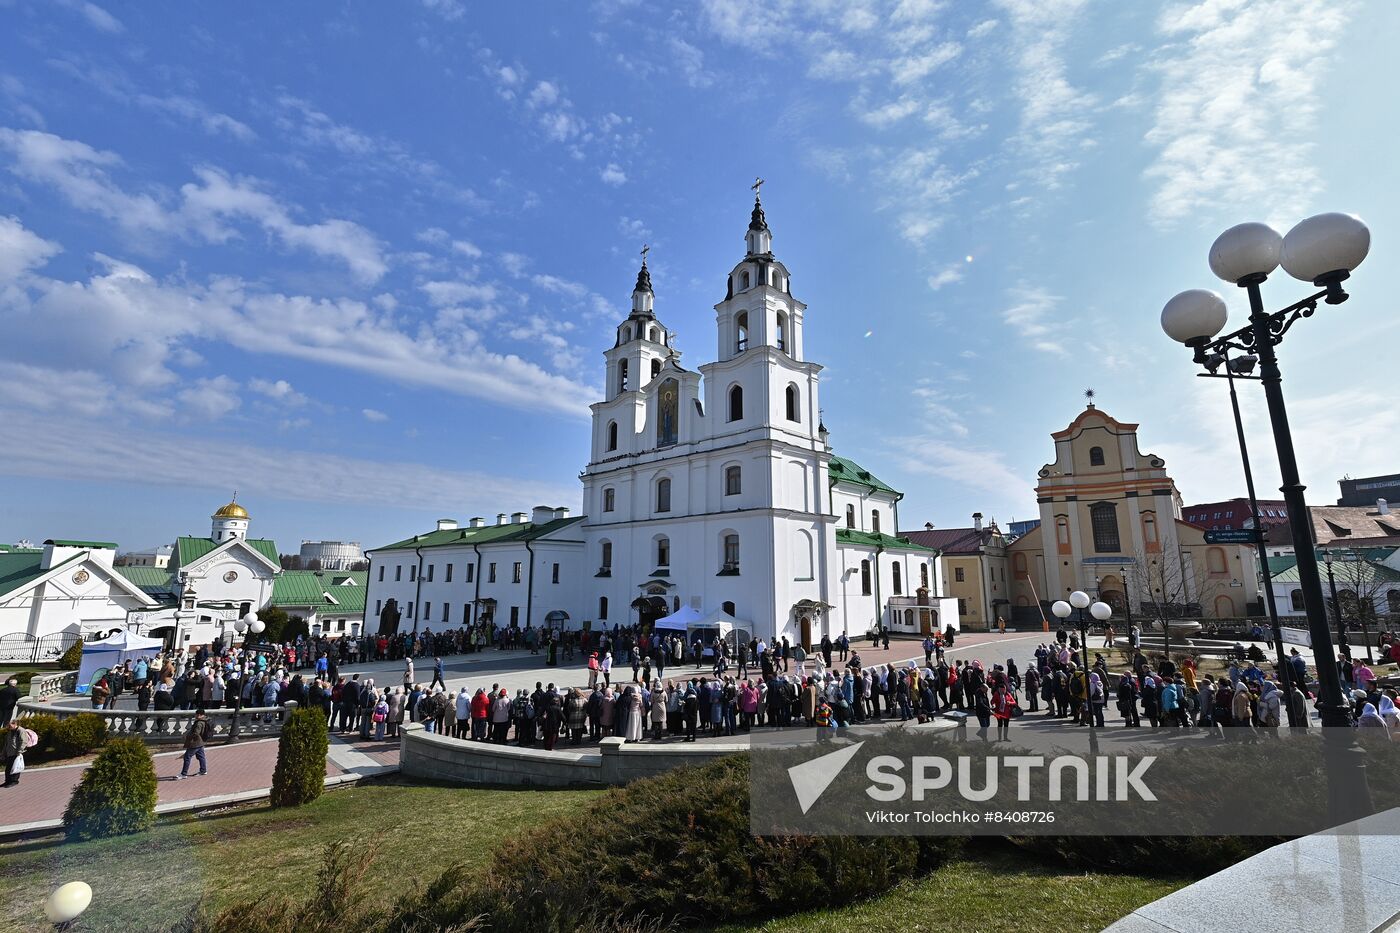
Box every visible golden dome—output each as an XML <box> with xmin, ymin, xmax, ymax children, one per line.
<box><xmin>213</xmin><ymin>500</ymin><xmax>249</xmax><ymax>520</ymax></box>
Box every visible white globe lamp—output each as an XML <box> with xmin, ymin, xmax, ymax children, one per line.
<box><xmin>1209</xmin><ymin>222</ymin><xmax>1282</xmax><ymax>284</ymax></box>
<box><xmin>1161</xmin><ymin>289</ymin><xmax>1229</xmax><ymax>345</ymax></box>
<box><xmin>1281</xmin><ymin>212</ymin><xmax>1369</xmax><ymax>295</ymax></box>
<box><xmin>1090</xmin><ymin>601</ymin><xmax>1113</xmax><ymax>622</ymax></box>
<box><xmin>1069</xmin><ymin>590</ymin><xmax>1091</xmax><ymax>611</ymax></box>
<box><xmin>1051</xmin><ymin>600</ymin><xmax>1071</xmax><ymax>620</ymax></box>
<box><xmin>45</xmin><ymin>881</ymin><xmax>92</xmax><ymax>925</ymax></box>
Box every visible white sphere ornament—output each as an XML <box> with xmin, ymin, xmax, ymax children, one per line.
<box><xmin>1209</xmin><ymin>222</ymin><xmax>1282</xmax><ymax>283</ymax></box>
<box><xmin>1051</xmin><ymin>600</ymin><xmax>1072</xmax><ymax>619</ymax></box>
<box><xmin>1281</xmin><ymin>212</ymin><xmax>1370</xmax><ymax>283</ymax></box>
<box><xmin>1090</xmin><ymin>601</ymin><xmax>1113</xmax><ymax>621</ymax></box>
<box><xmin>233</xmin><ymin>620</ymin><xmax>247</xmax><ymax>634</ymax></box>
<box><xmin>1161</xmin><ymin>289</ymin><xmax>1229</xmax><ymax>344</ymax></box>
<box><xmin>1069</xmin><ymin>590</ymin><xmax>1092</xmax><ymax>610</ymax></box>
<box><xmin>45</xmin><ymin>881</ymin><xmax>92</xmax><ymax>924</ymax></box>
<box><xmin>250</xmin><ymin>620</ymin><xmax>265</xmax><ymax>634</ymax></box>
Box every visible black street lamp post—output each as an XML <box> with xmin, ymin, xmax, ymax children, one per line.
<box><xmin>1160</xmin><ymin>212</ymin><xmax>1372</xmax><ymax>823</ymax></box>
<box><xmin>1052</xmin><ymin>590</ymin><xmax>1111</xmax><ymax>758</ymax></box>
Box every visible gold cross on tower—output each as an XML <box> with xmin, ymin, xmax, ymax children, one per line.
<box><xmin>751</xmin><ymin>176</ymin><xmax>765</xmax><ymax>198</ymax></box>
<box><xmin>640</xmin><ymin>243</ymin><xmax>649</xmax><ymax>262</ymax></box>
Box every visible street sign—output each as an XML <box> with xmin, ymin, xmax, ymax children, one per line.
<box><xmin>1204</xmin><ymin>529</ymin><xmax>1261</xmax><ymax>544</ymax></box>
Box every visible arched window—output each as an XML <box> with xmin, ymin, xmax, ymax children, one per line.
<box><xmin>1090</xmin><ymin>502</ymin><xmax>1120</xmax><ymax>552</ymax></box>
<box><xmin>656</xmin><ymin>477</ymin><xmax>671</xmax><ymax>512</ymax></box>
<box><xmin>860</xmin><ymin>560</ymin><xmax>872</xmax><ymax>595</ymax></box>
<box><xmin>722</xmin><ymin>600</ymin><xmax>736</xmax><ymax>616</ymax></box>
<box><xmin>603</xmin><ymin>488</ymin><xmax>615</xmax><ymax>512</ymax></box>
<box><xmin>600</xmin><ymin>540</ymin><xmax>612</xmax><ymax>571</ymax></box>
<box><xmin>920</xmin><ymin>563</ymin><xmax>929</xmax><ymax>589</ymax></box>
<box><xmin>785</xmin><ymin>384</ymin><xmax>799</xmax><ymax>422</ymax></box>
<box><xmin>846</xmin><ymin>504</ymin><xmax>855</xmax><ymax>528</ymax></box>
<box><xmin>618</xmin><ymin>358</ymin><xmax>629</xmax><ymax>393</ymax></box>
<box><xmin>1207</xmin><ymin>546</ymin><xmax>1228</xmax><ymax>575</ymax></box>
<box><xmin>655</xmin><ymin>536</ymin><xmax>670</xmax><ymax>568</ymax></box>
<box><xmin>735</xmin><ymin>312</ymin><xmax>749</xmax><ymax>352</ymax></box>
<box><xmin>741</xmin><ymin>271</ymin><xmax>750</xmax><ymax>290</ymax></box>
<box><xmin>776</xmin><ymin>312</ymin><xmax>788</xmax><ymax>352</ymax></box>
<box><xmin>725</xmin><ymin>464</ymin><xmax>742</xmax><ymax>496</ymax></box>
<box><xmin>598</xmin><ymin>596</ymin><xmax>608</xmax><ymax>620</ymax></box>
<box><xmin>1291</xmin><ymin>589</ymin><xmax>1305</xmax><ymax>611</ymax></box>
<box><xmin>728</xmin><ymin>384</ymin><xmax>744</xmax><ymax>421</ymax></box>
<box><xmin>623</xmin><ymin>325</ymin><xmax>631</xmax><ymax>342</ymax></box>
<box><xmin>794</xmin><ymin>529</ymin><xmax>814</xmax><ymax>580</ymax></box>
<box><xmin>673</xmin><ymin>596</ymin><xmax>681</xmax><ymax>612</ymax></box>
<box><xmin>1013</xmin><ymin>552</ymin><xmax>1028</xmax><ymax>574</ymax></box>
<box><xmin>1143</xmin><ymin>513</ymin><xmax>1158</xmax><ymax>544</ymax></box>
<box><xmin>892</xmin><ymin>562</ymin><xmax>902</xmax><ymax>594</ymax></box>
<box><xmin>651</xmin><ymin>358</ymin><xmax>662</xmax><ymax>379</ymax></box>
<box><xmin>905</xmin><ymin>609</ymin><xmax>914</xmax><ymax>627</ymax></box>
<box><xmin>606</xmin><ymin>420</ymin><xmax>618</xmax><ymax>452</ymax></box>
<box><xmin>1089</xmin><ymin>446</ymin><xmax>1105</xmax><ymax>466</ymax></box>
<box><xmin>722</xmin><ymin>533</ymin><xmax>740</xmax><ymax>572</ymax></box>
<box><xmin>649</xmin><ymin>327</ymin><xmax>659</xmax><ymax>343</ymax></box>
<box><xmin>1056</xmin><ymin>516</ymin><xmax>1070</xmax><ymax>546</ymax></box>
<box><xmin>871</xmin><ymin>510</ymin><xmax>881</xmax><ymax>534</ymax></box>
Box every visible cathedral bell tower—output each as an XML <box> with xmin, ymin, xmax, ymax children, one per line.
<box><xmin>603</xmin><ymin>254</ymin><xmax>674</xmax><ymax>401</ymax></box>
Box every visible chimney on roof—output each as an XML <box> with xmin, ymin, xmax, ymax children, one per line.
<box><xmin>468</xmin><ymin>517</ymin><xmax>485</xmax><ymax>528</ymax></box>
<box><xmin>496</xmin><ymin>513</ymin><xmax>508</xmax><ymax>526</ymax></box>
<box><xmin>512</xmin><ymin>511</ymin><xmax>528</xmax><ymax>524</ymax></box>
<box><xmin>973</xmin><ymin>512</ymin><xmax>983</xmax><ymax>531</ymax></box>
<box><xmin>436</xmin><ymin>518</ymin><xmax>458</xmax><ymax>531</ymax></box>
<box><xmin>555</xmin><ymin>506</ymin><xmax>571</xmax><ymax>520</ymax></box>
<box><xmin>1380</xmin><ymin>499</ymin><xmax>1390</xmax><ymax>516</ymax></box>
<box><xmin>532</xmin><ymin>506</ymin><xmax>554</xmax><ymax>524</ymax></box>
<box><xmin>924</xmin><ymin>522</ymin><xmax>934</xmax><ymax>531</ymax></box>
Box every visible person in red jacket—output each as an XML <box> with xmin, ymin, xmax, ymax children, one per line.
<box><xmin>469</xmin><ymin>687</ymin><xmax>491</xmax><ymax>741</ymax></box>
<box><xmin>992</xmin><ymin>683</ymin><xmax>1017</xmax><ymax>742</ymax></box>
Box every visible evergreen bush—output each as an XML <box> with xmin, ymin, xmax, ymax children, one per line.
<box><xmin>57</xmin><ymin>638</ymin><xmax>83</xmax><ymax>670</ymax></box>
<box><xmin>62</xmin><ymin>736</ymin><xmax>158</xmax><ymax>841</ymax></box>
<box><xmin>50</xmin><ymin>712</ymin><xmax>108</xmax><ymax>758</ymax></box>
<box><xmin>19</xmin><ymin>713</ymin><xmax>61</xmax><ymax>761</ymax></box>
<box><xmin>270</xmin><ymin>707</ymin><xmax>329</xmax><ymax>808</ymax></box>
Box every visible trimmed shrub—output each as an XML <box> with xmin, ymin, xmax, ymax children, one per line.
<box><xmin>63</xmin><ymin>736</ymin><xmax>157</xmax><ymax>841</ymax></box>
<box><xmin>50</xmin><ymin>712</ymin><xmax>108</xmax><ymax>758</ymax></box>
<box><xmin>261</xmin><ymin>607</ymin><xmax>291</xmax><ymax>644</ymax></box>
<box><xmin>393</xmin><ymin>754</ymin><xmax>963</xmax><ymax>932</ymax></box>
<box><xmin>57</xmin><ymin>639</ymin><xmax>83</xmax><ymax>670</ymax></box>
<box><xmin>19</xmin><ymin>713</ymin><xmax>61</xmax><ymax>761</ymax></box>
<box><xmin>271</xmin><ymin>707</ymin><xmax>330</xmax><ymax>808</ymax></box>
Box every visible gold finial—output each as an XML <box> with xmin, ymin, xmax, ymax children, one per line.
<box><xmin>751</xmin><ymin>176</ymin><xmax>765</xmax><ymax>199</ymax></box>
<box><xmin>1084</xmin><ymin>388</ymin><xmax>1096</xmax><ymax>408</ymax></box>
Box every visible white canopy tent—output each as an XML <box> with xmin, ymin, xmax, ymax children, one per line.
<box><xmin>687</xmin><ymin>608</ymin><xmax>752</xmax><ymax>655</ymax></box>
<box><xmin>76</xmin><ymin>629</ymin><xmax>165</xmax><ymax>694</ymax></box>
<box><xmin>652</xmin><ymin>605</ymin><xmax>702</xmax><ymax>632</ymax></box>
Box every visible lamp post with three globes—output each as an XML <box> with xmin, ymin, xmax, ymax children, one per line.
<box><xmin>1052</xmin><ymin>591</ymin><xmax>1112</xmax><ymax>756</ymax></box>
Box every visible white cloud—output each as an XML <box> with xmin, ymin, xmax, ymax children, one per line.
<box><xmin>0</xmin><ymin>129</ymin><xmax>388</xmax><ymax>283</ymax></box>
<box><xmin>452</xmin><ymin>239</ymin><xmax>483</xmax><ymax>259</ymax></box>
<box><xmin>618</xmin><ymin>216</ymin><xmax>652</xmax><ymax>241</ymax></box>
<box><xmin>419</xmin><ymin>280</ymin><xmax>498</xmax><ymax>307</ymax></box>
<box><xmin>362</xmin><ymin>408</ymin><xmax>389</xmax><ymax>422</ymax></box>
<box><xmin>531</xmin><ymin>274</ymin><xmax>589</xmax><ymax>298</ymax></box>
<box><xmin>1142</xmin><ymin>0</ymin><xmax>1354</xmax><ymax>228</ymax></box>
<box><xmin>856</xmin><ymin>97</ymin><xmax>921</xmax><ymax>128</ymax></box>
<box><xmin>890</xmin><ymin>41</ymin><xmax>961</xmax><ymax>85</ymax></box>
<box><xmin>0</xmin><ymin>361</ymin><xmax>116</xmax><ymax>418</ymax></box>
<box><xmin>968</xmin><ymin>18</ymin><xmax>999</xmax><ymax>38</ymax></box>
<box><xmin>249</xmin><ymin>378</ymin><xmax>307</xmax><ymax>407</ymax></box>
<box><xmin>60</xmin><ymin>0</ymin><xmax>124</xmax><ymax>33</ymax></box>
<box><xmin>0</xmin><ymin>215</ymin><xmax>61</xmax><ymax>281</ymax></box>
<box><xmin>877</xmin><ymin>146</ymin><xmax>976</xmax><ymax>244</ymax></box>
<box><xmin>1001</xmin><ymin>286</ymin><xmax>1068</xmax><ymax>356</ymax></box>
<box><xmin>527</xmin><ymin>81</ymin><xmax>560</xmax><ymax>109</ymax></box>
<box><xmin>178</xmin><ymin>375</ymin><xmax>241</xmax><ymax>419</ymax></box>
<box><xmin>668</xmin><ymin>38</ymin><xmax>714</xmax><ymax>88</ymax></box>
<box><xmin>420</xmin><ymin>0</ymin><xmax>466</xmax><ymax>20</ymax></box>
<box><xmin>600</xmin><ymin>163</ymin><xmax>627</xmax><ymax>186</ymax></box>
<box><xmin>927</xmin><ymin>264</ymin><xmax>964</xmax><ymax>290</ymax></box>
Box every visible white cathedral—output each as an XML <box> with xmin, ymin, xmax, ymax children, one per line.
<box><xmin>363</xmin><ymin>194</ymin><xmax>959</xmax><ymax>648</ymax></box>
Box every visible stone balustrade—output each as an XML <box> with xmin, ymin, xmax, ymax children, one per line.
<box><xmin>15</xmin><ymin>699</ymin><xmax>300</xmax><ymax>743</ymax></box>
<box><xmin>27</xmin><ymin>670</ymin><xmax>78</xmax><ymax>701</ymax></box>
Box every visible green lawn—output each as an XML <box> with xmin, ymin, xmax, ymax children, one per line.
<box><xmin>0</xmin><ymin>779</ymin><xmax>602</xmax><ymax>933</ymax></box>
<box><xmin>719</xmin><ymin>843</ymin><xmax>1187</xmax><ymax>933</ymax></box>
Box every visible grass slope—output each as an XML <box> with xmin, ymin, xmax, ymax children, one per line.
<box><xmin>0</xmin><ymin>779</ymin><xmax>600</xmax><ymax>933</ymax></box>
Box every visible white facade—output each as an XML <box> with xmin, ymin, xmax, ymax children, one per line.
<box><xmin>0</xmin><ymin>541</ymin><xmax>156</xmax><ymax>643</ymax></box>
<box><xmin>361</xmin><ymin>197</ymin><xmax>957</xmax><ymax>646</ymax></box>
<box><xmin>125</xmin><ymin>546</ymin><xmax>171</xmax><ymax>568</ymax></box>
<box><xmin>299</xmin><ymin>539</ymin><xmax>365</xmax><ymax>570</ymax></box>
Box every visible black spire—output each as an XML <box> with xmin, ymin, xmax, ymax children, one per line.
<box><xmin>634</xmin><ymin>259</ymin><xmax>653</xmax><ymax>295</ymax></box>
<box><xmin>748</xmin><ymin>195</ymin><xmax>768</xmax><ymax>232</ymax></box>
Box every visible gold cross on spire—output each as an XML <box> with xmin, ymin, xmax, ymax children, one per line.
<box><xmin>751</xmin><ymin>176</ymin><xmax>765</xmax><ymax>198</ymax></box>
<box><xmin>640</xmin><ymin>243</ymin><xmax>649</xmax><ymax>262</ymax></box>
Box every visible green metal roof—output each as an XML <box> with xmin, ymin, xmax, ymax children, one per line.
<box><xmin>836</xmin><ymin>528</ymin><xmax>937</xmax><ymax>553</ymax></box>
<box><xmin>45</xmin><ymin>539</ymin><xmax>118</xmax><ymax>549</ymax></box>
<box><xmin>1266</xmin><ymin>556</ymin><xmax>1298</xmax><ymax>576</ymax></box>
<box><xmin>0</xmin><ymin>549</ymin><xmax>47</xmax><ymax>598</ymax></box>
<box><xmin>175</xmin><ymin>536</ymin><xmax>280</xmax><ymax>567</ymax></box>
<box><xmin>270</xmin><ymin>570</ymin><xmax>367</xmax><ymax>616</ymax></box>
<box><xmin>828</xmin><ymin>455</ymin><xmax>901</xmax><ymax>496</ymax></box>
<box><xmin>1270</xmin><ymin>557</ymin><xmax>1400</xmax><ymax>586</ymax></box>
<box><xmin>370</xmin><ymin>516</ymin><xmax>585</xmax><ymax>553</ymax></box>
<box><xmin>116</xmin><ymin>566</ymin><xmax>177</xmax><ymax>587</ymax></box>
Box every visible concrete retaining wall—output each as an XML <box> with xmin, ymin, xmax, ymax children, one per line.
<box><xmin>399</xmin><ymin>723</ymin><xmax>747</xmax><ymax>787</ymax></box>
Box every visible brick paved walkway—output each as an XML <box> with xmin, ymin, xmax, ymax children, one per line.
<box><xmin>0</xmin><ymin>733</ymin><xmax>398</xmax><ymax>835</ymax></box>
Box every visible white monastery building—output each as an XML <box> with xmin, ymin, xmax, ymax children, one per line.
<box><xmin>363</xmin><ymin>195</ymin><xmax>959</xmax><ymax>647</ymax></box>
<box><xmin>298</xmin><ymin>539</ymin><xmax>365</xmax><ymax>570</ymax></box>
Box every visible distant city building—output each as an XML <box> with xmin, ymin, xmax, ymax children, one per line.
<box><xmin>902</xmin><ymin>514</ymin><xmax>1012</xmax><ymax>632</ymax></box>
<box><xmin>1181</xmin><ymin>498</ymin><xmax>1290</xmax><ymax>532</ymax></box>
<box><xmin>1007</xmin><ymin>519</ymin><xmax>1041</xmax><ymax>540</ymax></box>
<box><xmin>298</xmin><ymin>540</ymin><xmax>365</xmax><ymax>570</ymax></box>
<box><xmin>124</xmin><ymin>545</ymin><xmax>172</xmax><ymax>568</ymax></box>
<box><xmin>1338</xmin><ymin>473</ymin><xmax>1400</xmax><ymax>507</ymax></box>
<box><xmin>1262</xmin><ymin>501</ymin><xmax>1400</xmax><ymax>556</ymax></box>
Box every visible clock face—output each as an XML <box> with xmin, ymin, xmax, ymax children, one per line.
<box><xmin>223</xmin><ymin>570</ymin><xmax>239</xmax><ymax>583</ymax></box>
<box><xmin>72</xmin><ymin>570</ymin><xmax>90</xmax><ymax>585</ymax></box>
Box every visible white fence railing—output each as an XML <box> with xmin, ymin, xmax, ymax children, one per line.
<box><xmin>15</xmin><ymin>699</ymin><xmax>301</xmax><ymax>743</ymax></box>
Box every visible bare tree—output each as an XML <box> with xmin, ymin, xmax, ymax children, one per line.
<box><xmin>1326</xmin><ymin>549</ymin><xmax>1390</xmax><ymax>662</ymax></box>
<box><xmin>1124</xmin><ymin>547</ymin><xmax>1225</xmax><ymax>662</ymax></box>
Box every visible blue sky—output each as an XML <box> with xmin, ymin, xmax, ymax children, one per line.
<box><xmin>1</xmin><ymin>0</ymin><xmax>1396</xmax><ymax>554</ymax></box>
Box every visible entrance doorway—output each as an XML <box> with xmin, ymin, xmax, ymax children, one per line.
<box><xmin>919</xmin><ymin>610</ymin><xmax>932</xmax><ymax>635</ymax></box>
<box><xmin>799</xmin><ymin>616</ymin><xmax>812</xmax><ymax>651</ymax></box>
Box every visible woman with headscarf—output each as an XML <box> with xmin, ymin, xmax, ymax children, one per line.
<box><xmin>622</xmin><ymin>686</ymin><xmax>644</xmax><ymax>743</ymax></box>
<box><xmin>1380</xmin><ymin>694</ymin><xmax>1400</xmax><ymax>732</ymax></box>
<box><xmin>650</xmin><ymin>681</ymin><xmax>668</xmax><ymax>739</ymax></box>
<box><xmin>1258</xmin><ymin>680</ymin><xmax>1283</xmax><ymax>735</ymax></box>
<box><xmin>992</xmin><ymin>682</ymin><xmax>1016</xmax><ymax>741</ymax></box>
<box><xmin>1359</xmin><ymin>701</ymin><xmax>1390</xmax><ymax>739</ymax></box>
<box><xmin>1232</xmin><ymin>678</ymin><xmax>1255</xmax><ymax>738</ymax></box>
